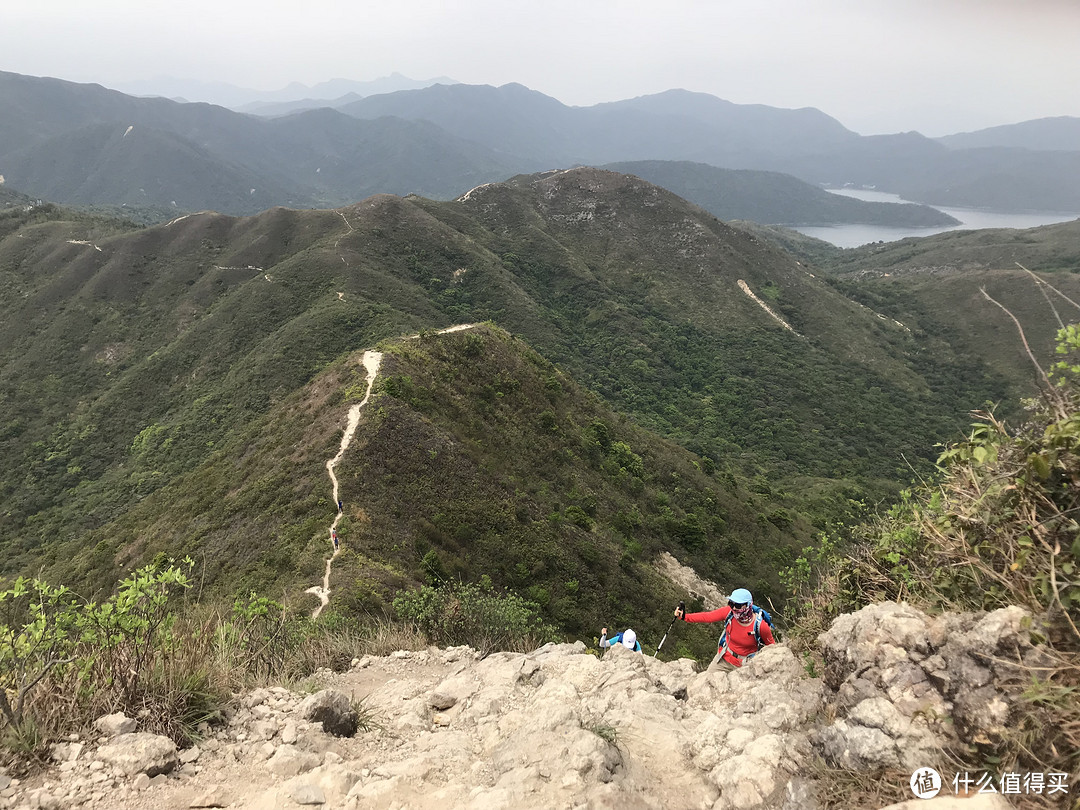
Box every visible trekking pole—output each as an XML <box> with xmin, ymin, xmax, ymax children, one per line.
<box><xmin>654</xmin><ymin>601</ymin><xmax>684</xmax><ymax>658</ymax></box>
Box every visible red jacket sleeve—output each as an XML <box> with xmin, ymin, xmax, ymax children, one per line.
<box><xmin>760</xmin><ymin>622</ymin><xmax>776</xmax><ymax>645</ymax></box>
<box><xmin>684</xmin><ymin>606</ymin><xmax>731</xmax><ymax>624</ymax></box>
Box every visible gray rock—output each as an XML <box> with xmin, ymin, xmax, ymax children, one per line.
<box><xmin>242</xmin><ymin>688</ymin><xmax>272</xmax><ymax>709</ymax></box>
<box><xmin>93</xmin><ymin>712</ymin><xmax>137</xmax><ymax>737</ymax></box>
<box><xmin>429</xmin><ymin>691</ymin><xmax>457</xmax><ymax>711</ymax></box>
<box><xmin>178</xmin><ymin>746</ymin><xmax>201</xmax><ymax>765</ymax></box>
<box><xmin>816</xmin><ymin>720</ymin><xmax>899</xmax><ymax>769</ymax></box>
<box><xmin>25</xmin><ymin>789</ymin><xmax>62</xmax><ymax>810</ymax></box>
<box><xmin>97</xmin><ymin>732</ymin><xmax>178</xmax><ymax>776</ymax></box>
<box><xmin>817</xmin><ymin>601</ymin><xmax>1037</xmax><ymax>765</ymax></box>
<box><xmin>281</xmin><ymin>721</ymin><xmax>298</xmax><ymax>745</ymax></box>
<box><xmin>50</xmin><ymin>741</ymin><xmax>84</xmax><ymax>763</ymax></box>
<box><xmin>314</xmin><ymin>765</ymin><xmax>363</xmax><ymax>800</ymax></box>
<box><xmin>781</xmin><ymin>776</ymin><xmax>820</xmax><ymax>810</ymax></box>
<box><xmin>267</xmin><ymin>744</ymin><xmax>321</xmax><ymax>778</ymax></box>
<box><xmin>291</xmin><ymin>784</ymin><xmax>327</xmax><ymax>805</ymax></box>
<box><xmin>429</xmin><ymin>674</ymin><xmax>478</xmax><ymax>712</ymax></box>
<box><xmin>132</xmin><ymin>773</ymin><xmax>151</xmax><ymax>791</ymax></box>
<box><xmin>298</xmin><ymin>690</ymin><xmax>358</xmax><ymax>737</ymax></box>
<box><xmin>515</xmin><ymin>658</ymin><xmax>546</xmax><ymax>687</ymax></box>
<box><xmin>249</xmin><ymin>719</ymin><xmax>279</xmax><ymax>741</ymax></box>
<box><xmin>189</xmin><ymin>784</ymin><xmax>231</xmax><ymax>807</ymax></box>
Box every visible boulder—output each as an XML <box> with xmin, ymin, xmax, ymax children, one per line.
<box><xmin>817</xmin><ymin>602</ymin><xmax>1038</xmax><ymax>768</ymax></box>
<box><xmin>96</xmin><ymin>732</ymin><xmax>178</xmax><ymax>776</ymax></box>
<box><xmin>93</xmin><ymin>712</ymin><xmax>137</xmax><ymax>737</ymax></box>
<box><xmin>24</xmin><ymin>789</ymin><xmax>62</xmax><ymax>810</ymax></box>
<box><xmin>298</xmin><ymin>690</ymin><xmax>358</xmax><ymax>737</ymax></box>
<box><xmin>266</xmin><ymin>744</ymin><xmax>321</xmax><ymax>778</ymax></box>
<box><xmin>429</xmin><ymin>674</ymin><xmax>478</xmax><ymax>711</ymax></box>
<box><xmin>281</xmin><ymin>721</ymin><xmax>299</xmax><ymax>745</ymax></box>
<box><xmin>49</xmin><ymin>741</ymin><xmax>84</xmax><ymax>763</ymax></box>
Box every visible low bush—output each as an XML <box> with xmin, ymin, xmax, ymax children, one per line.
<box><xmin>393</xmin><ymin>580</ymin><xmax>559</xmax><ymax>655</ymax></box>
<box><xmin>0</xmin><ymin>560</ymin><xmax>221</xmax><ymax>751</ymax></box>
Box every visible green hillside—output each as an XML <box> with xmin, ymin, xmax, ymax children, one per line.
<box><xmin>0</xmin><ymin>185</ymin><xmax>33</xmax><ymax>207</ymax></box>
<box><xmin>34</xmin><ymin>325</ymin><xmax>810</xmax><ymax>641</ymax></box>
<box><xmin>824</xmin><ymin>268</ymin><xmax>1080</xmax><ymax>399</ymax></box>
<box><xmin>823</xmin><ymin>218</ymin><xmax>1080</xmax><ymax>276</ymax></box>
<box><xmin>797</xmin><ymin>219</ymin><xmax>1080</xmax><ymax>398</ymax></box>
<box><xmin>0</xmin><ymin>170</ymin><xmax>1021</xmax><ymax>619</ymax></box>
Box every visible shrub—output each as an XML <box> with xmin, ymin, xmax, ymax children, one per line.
<box><xmin>0</xmin><ymin>559</ymin><xmax>223</xmax><ymax>750</ymax></box>
<box><xmin>392</xmin><ymin>580</ymin><xmax>559</xmax><ymax>655</ymax></box>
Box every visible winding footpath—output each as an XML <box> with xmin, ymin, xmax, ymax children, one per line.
<box><xmin>306</xmin><ymin>324</ymin><xmax>480</xmax><ymax>618</ymax></box>
<box><xmin>306</xmin><ymin>350</ymin><xmax>382</xmax><ymax>618</ymax></box>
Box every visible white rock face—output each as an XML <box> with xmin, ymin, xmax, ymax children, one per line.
<box><xmin>96</xmin><ymin>732</ymin><xmax>178</xmax><ymax>776</ymax></box>
<box><xmin>817</xmin><ymin>602</ymin><xmax>1040</xmax><ymax>770</ymax></box>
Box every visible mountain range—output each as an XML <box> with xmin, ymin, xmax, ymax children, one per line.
<box><xmin>109</xmin><ymin>72</ymin><xmax>459</xmax><ymax>112</ymax></box>
<box><xmin>936</xmin><ymin>116</ymin><xmax>1080</xmax><ymax>152</ymax></box>
<box><xmin>2</xmin><ymin>71</ymin><xmax>1078</xmax><ymax>225</ymax></box>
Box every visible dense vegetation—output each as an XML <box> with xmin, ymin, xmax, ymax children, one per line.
<box><xmin>25</xmin><ymin>326</ymin><xmax>811</xmax><ymax>654</ymax></box>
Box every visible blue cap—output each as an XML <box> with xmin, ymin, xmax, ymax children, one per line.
<box><xmin>730</xmin><ymin>588</ymin><xmax>753</xmax><ymax>605</ymax></box>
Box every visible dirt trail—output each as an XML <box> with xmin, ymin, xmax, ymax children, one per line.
<box><xmin>305</xmin><ymin>325</ymin><xmax>479</xmax><ymax>619</ymax></box>
<box><xmin>737</xmin><ymin>279</ymin><xmax>797</xmax><ymax>334</ymax></box>
<box><xmin>306</xmin><ymin>350</ymin><xmax>382</xmax><ymax>619</ymax></box>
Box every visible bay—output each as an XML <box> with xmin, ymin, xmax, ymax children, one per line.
<box><xmin>791</xmin><ymin>188</ymin><xmax>1080</xmax><ymax>248</ymax></box>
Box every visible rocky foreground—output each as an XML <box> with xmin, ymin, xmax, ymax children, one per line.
<box><xmin>0</xmin><ymin>603</ymin><xmax>1042</xmax><ymax>810</ymax></box>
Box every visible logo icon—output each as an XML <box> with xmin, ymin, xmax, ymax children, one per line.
<box><xmin>910</xmin><ymin>768</ymin><xmax>942</xmax><ymax>799</ymax></box>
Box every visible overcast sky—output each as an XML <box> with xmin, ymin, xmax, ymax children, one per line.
<box><xmin>4</xmin><ymin>0</ymin><xmax>1078</xmax><ymax>136</ymax></box>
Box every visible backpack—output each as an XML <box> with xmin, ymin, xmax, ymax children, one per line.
<box><xmin>718</xmin><ymin>605</ymin><xmax>774</xmax><ymax>654</ymax></box>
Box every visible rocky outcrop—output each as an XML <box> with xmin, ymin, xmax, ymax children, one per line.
<box><xmin>0</xmin><ymin>603</ymin><xmax>1049</xmax><ymax>810</ymax></box>
<box><xmin>817</xmin><ymin>602</ymin><xmax>1041</xmax><ymax>771</ymax></box>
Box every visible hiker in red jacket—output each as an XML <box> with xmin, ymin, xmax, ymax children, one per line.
<box><xmin>674</xmin><ymin>588</ymin><xmax>775</xmax><ymax>671</ymax></box>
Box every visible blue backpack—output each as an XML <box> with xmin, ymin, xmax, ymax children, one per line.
<box><xmin>718</xmin><ymin>605</ymin><xmax>774</xmax><ymax>653</ymax></box>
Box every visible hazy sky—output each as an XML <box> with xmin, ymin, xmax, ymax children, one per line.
<box><xmin>4</xmin><ymin>0</ymin><xmax>1078</xmax><ymax>135</ymax></box>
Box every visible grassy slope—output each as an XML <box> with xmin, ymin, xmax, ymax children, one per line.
<box><xmin>38</xmin><ymin>326</ymin><xmax>810</xmax><ymax>649</ymax></box>
<box><xmin>825</xmin><ymin>269</ymin><xmax>1080</xmax><ymax>401</ymax></box>
<box><xmin>807</xmin><ymin>219</ymin><xmax>1080</xmax><ymax>400</ymax></box>
<box><xmin>824</xmin><ymin>219</ymin><xmax>1080</xmax><ymax>276</ymax></box>
<box><xmin>0</xmin><ymin>171</ymin><xmax>1018</xmax><ymax>605</ymax></box>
